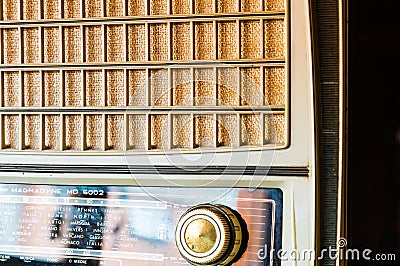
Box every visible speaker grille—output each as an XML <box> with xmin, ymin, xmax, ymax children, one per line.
<box><xmin>0</xmin><ymin>0</ymin><xmax>288</xmax><ymax>152</ymax></box>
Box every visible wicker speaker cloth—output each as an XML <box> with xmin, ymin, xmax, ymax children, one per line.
<box><xmin>173</xmin><ymin>115</ymin><xmax>192</xmax><ymax>148</ymax></box>
<box><xmin>86</xmin><ymin>115</ymin><xmax>103</xmax><ymax>150</ymax></box>
<box><xmin>241</xmin><ymin>114</ymin><xmax>261</xmax><ymax>145</ymax></box>
<box><xmin>85</xmin><ymin>70</ymin><xmax>104</xmax><ymax>106</ymax></box>
<box><xmin>23</xmin><ymin>71</ymin><xmax>41</xmax><ymax>107</ymax></box>
<box><xmin>217</xmin><ymin>68</ymin><xmax>238</xmax><ymax>106</ymax></box>
<box><xmin>44</xmin><ymin>115</ymin><xmax>60</xmax><ymax>150</ymax></box>
<box><xmin>128</xmin><ymin>114</ymin><xmax>147</xmax><ymax>149</ymax></box>
<box><xmin>24</xmin><ymin>114</ymin><xmax>41</xmax><ymax>150</ymax></box>
<box><xmin>44</xmin><ymin>71</ymin><xmax>61</xmax><ymax>106</ymax></box>
<box><xmin>64</xmin><ymin>70</ymin><xmax>82</xmax><ymax>106</ymax></box>
<box><xmin>107</xmin><ymin>114</ymin><xmax>124</xmax><ymax>150</ymax></box>
<box><xmin>194</xmin><ymin>68</ymin><xmax>215</xmax><ymax>106</ymax></box>
<box><xmin>107</xmin><ymin>70</ymin><xmax>125</xmax><ymax>106</ymax></box>
<box><xmin>194</xmin><ymin>115</ymin><xmax>214</xmax><ymax>148</ymax></box>
<box><xmin>172</xmin><ymin>68</ymin><xmax>192</xmax><ymax>106</ymax></box>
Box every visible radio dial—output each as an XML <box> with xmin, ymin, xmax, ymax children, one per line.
<box><xmin>175</xmin><ymin>204</ymin><xmax>247</xmax><ymax>265</ymax></box>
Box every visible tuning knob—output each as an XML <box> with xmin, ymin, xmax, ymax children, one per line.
<box><xmin>175</xmin><ymin>204</ymin><xmax>247</xmax><ymax>265</ymax></box>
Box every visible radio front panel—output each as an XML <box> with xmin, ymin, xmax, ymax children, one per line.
<box><xmin>0</xmin><ymin>184</ymin><xmax>283</xmax><ymax>266</ymax></box>
<box><xmin>0</xmin><ymin>0</ymin><xmax>318</xmax><ymax>266</ymax></box>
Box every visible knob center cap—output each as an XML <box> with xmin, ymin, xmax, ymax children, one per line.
<box><xmin>184</xmin><ymin>218</ymin><xmax>217</xmax><ymax>253</ymax></box>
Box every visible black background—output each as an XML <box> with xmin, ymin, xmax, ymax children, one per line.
<box><xmin>348</xmin><ymin>0</ymin><xmax>400</xmax><ymax>264</ymax></box>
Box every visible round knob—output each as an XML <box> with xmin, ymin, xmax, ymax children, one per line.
<box><xmin>175</xmin><ymin>204</ymin><xmax>247</xmax><ymax>265</ymax></box>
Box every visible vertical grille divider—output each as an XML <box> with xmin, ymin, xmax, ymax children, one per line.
<box><xmin>102</xmin><ymin>113</ymin><xmax>107</xmax><ymax>151</ymax></box>
<box><xmin>81</xmin><ymin>25</ymin><xmax>85</xmax><ymax>61</ymax></box>
<box><xmin>39</xmin><ymin>26</ymin><xmax>43</xmax><ymax>63</ymax></box>
<box><xmin>80</xmin><ymin>0</ymin><xmax>84</xmax><ymax>18</ymax></box>
<box><xmin>60</xmin><ymin>113</ymin><xmax>65</xmax><ymax>150</ymax></box>
<box><xmin>19</xmin><ymin>113</ymin><xmax>24</xmax><ymax>149</ymax></box>
<box><xmin>40</xmin><ymin>113</ymin><xmax>44</xmax><ymax>150</ymax></box>
<box><xmin>260</xmin><ymin>66</ymin><xmax>266</xmax><ymax>145</ymax></box>
<box><xmin>0</xmin><ymin>114</ymin><xmax>3</xmax><ymax>149</ymax></box>
<box><xmin>81</xmin><ymin>113</ymin><xmax>86</xmax><ymax>151</ymax></box>
<box><xmin>18</xmin><ymin>0</ymin><xmax>23</xmax><ymax>20</ymax></box>
<box><xmin>59</xmin><ymin>26</ymin><xmax>64</xmax><ymax>63</ymax></box>
<box><xmin>59</xmin><ymin>0</ymin><xmax>63</xmax><ymax>19</ymax></box>
<box><xmin>0</xmin><ymin>29</ymin><xmax>3</xmax><ymax>64</ymax></box>
<box><xmin>60</xmin><ymin>70</ymin><xmax>65</xmax><ymax>107</ymax></box>
<box><xmin>19</xmin><ymin>71</ymin><xmax>23</xmax><ymax>107</ymax></box>
<box><xmin>18</xmin><ymin>26</ymin><xmax>23</xmax><ymax>64</ymax></box>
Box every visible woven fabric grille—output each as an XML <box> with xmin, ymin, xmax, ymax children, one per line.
<box><xmin>23</xmin><ymin>28</ymin><xmax>40</xmax><ymax>63</ymax></box>
<box><xmin>195</xmin><ymin>22</ymin><xmax>214</xmax><ymax>60</ymax></box>
<box><xmin>264</xmin><ymin>19</ymin><xmax>286</xmax><ymax>59</ymax></box>
<box><xmin>128</xmin><ymin>25</ymin><xmax>146</xmax><ymax>61</ymax></box>
<box><xmin>128</xmin><ymin>0</ymin><xmax>146</xmax><ymax>16</ymax></box>
<box><xmin>241</xmin><ymin>20</ymin><xmax>261</xmax><ymax>59</ymax></box>
<box><xmin>65</xmin><ymin>115</ymin><xmax>82</xmax><ymax>150</ymax></box>
<box><xmin>241</xmin><ymin>114</ymin><xmax>262</xmax><ymax>146</ymax></box>
<box><xmin>151</xmin><ymin>115</ymin><xmax>169</xmax><ymax>149</ymax></box>
<box><xmin>86</xmin><ymin>115</ymin><xmax>103</xmax><ymax>150</ymax></box>
<box><xmin>265</xmin><ymin>114</ymin><xmax>285</xmax><ymax>144</ymax></box>
<box><xmin>172</xmin><ymin>23</ymin><xmax>191</xmax><ymax>61</ymax></box>
<box><xmin>217</xmin><ymin>114</ymin><xmax>238</xmax><ymax>147</ymax></box>
<box><xmin>107</xmin><ymin>25</ymin><xmax>124</xmax><ymax>62</ymax></box>
<box><xmin>23</xmin><ymin>71</ymin><xmax>41</xmax><ymax>107</ymax></box>
<box><xmin>128</xmin><ymin>70</ymin><xmax>147</xmax><ymax>106</ymax></box>
<box><xmin>173</xmin><ymin>115</ymin><xmax>192</xmax><ymax>148</ymax></box>
<box><xmin>172</xmin><ymin>0</ymin><xmax>191</xmax><ymax>14</ymax></box>
<box><xmin>265</xmin><ymin>0</ymin><xmax>285</xmax><ymax>11</ymax></box>
<box><xmin>3</xmin><ymin>0</ymin><xmax>19</xmax><ymax>21</ymax></box>
<box><xmin>195</xmin><ymin>0</ymin><xmax>213</xmax><ymax>14</ymax></box>
<box><xmin>194</xmin><ymin>115</ymin><xmax>215</xmax><ymax>148</ymax></box>
<box><xmin>217</xmin><ymin>68</ymin><xmax>239</xmax><ymax>106</ymax></box>
<box><xmin>265</xmin><ymin>67</ymin><xmax>286</xmax><ymax>106</ymax></box>
<box><xmin>241</xmin><ymin>0</ymin><xmax>261</xmax><ymax>12</ymax></box>
<box><xmin>150</xmin><ymin>0</ymin><xmax>169</xmax><ymax>15</ymax></box>
<box><xmin>24</xmin><ymin>114</ymin><xmax>41</xmax><ymax>150</ymax></box>
<box><xmin>241</xmin><ymin>67</ymin><xmax>262</xmax><ymax>106</ymax></box>
<box><xmin>43</xmin><ymin>0</ymin><xmax>60</xmax><ymax>19</ymax></box>
<box><xmin>128</xmin><ymin>114</ymin><xmax>147</xmax><ymax>149</ymax></box>
<box><xmin>150</xmin><ymin>69</ymin><xmax>169</xmax><ymax>106</ymax></box>
<box><xmin>23</xmin><ymin>0</ymin><xmax>39</xmax><ymax>20</ymax></box>
<box><xmin>217</xmin><ymin>0</ymin><xmax>237</xmax><ymax>13</ymax></box>
<box><xmin>3</xmin><ymin>115</ymin><xmax>19</xmax><ymax>149</ymax></box>
<box><xmin>172</xmin><ymin>68</ymin><xmax>192</xmax><ymax>106</ymax></box>
<box><xmin>107</xmin><ymin>115</ymin><xmax>124</xmax><ymax>150</ymax></box>
<box><xmin>44</xmin><ymin>71</ymin><xmax>61</xmax><ymax>106</ymax></box>
<box><xmin>106</xmin><ymin>0</ymin><xmax>124</xmax><ymax>17</ymax></box>
<box><xmin>3</xmin><ymin>29</ymin><xmax>19</xmax><ymax>64</ymax></box>
<box><xmin>64</xmin><ymin>0</ymin><xmax>81</xmax><ymax>18</ymax></box>
<box><xmin>0</xmin><ymin>0</ymin><xmax>288</xmax><ymax>152</ymax></box>
<box><xmin>107</xmin><ymin>70</ymin><xmax>125</xmax><ymax>106</ymax></box>
<box><xmin>194</xmin><ymin>68</ymin><xmax>215</xmax><ymax>106</ymax></box>
<box><xmin>218</xmin><ymin>21</ymin><xmax>237</xmax><ymax>60</ymax></box>
<box><xmin>44</xmin><ymin>114</ymin><xmax>60</xmax><ymax>150</ymax></box>
<box><xmin>3</xmin><ymin>71</ymin><xmax>20</xmax><ymax>107</ymax></box>
<box><xmin>150</xmin><ymin>24</ymin><xmax>169</xmax><ymax>61</ymax></box>
<box><xmin>85</xmin><ymin>70</ymin><xmax>104</xmax><ymax>106</ymax></box>
<box><xmin>64</xmin><ymin>71</ymin><xmax>82</xmax><ymax>106</ymax></box>
<box><xmin>85</xmin><ymin>26</ymin><xmax>103</xmax><ymax>62</ymax></box>
<box><xmin>44</xmin><ymin>27</ymin><xmax>60</xmax><ymax>63</ymax></box>
<box><xmin>85</xmin><ymin>0</ymin><xmax>102</xmax><ymax>18</ymax></box>
<box><xmin>64</xmin><ymin>27</ymin><xmax>82</xmax><ymax>63</ymax></box>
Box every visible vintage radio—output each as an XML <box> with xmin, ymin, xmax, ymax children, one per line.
<box><xmin>0</xmin><ymin>0</ymin><xmax>345</xmax><ymax>265</ymax></box>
